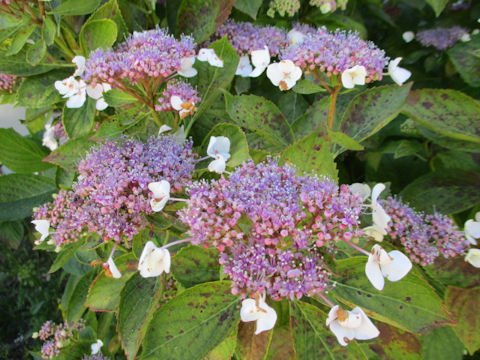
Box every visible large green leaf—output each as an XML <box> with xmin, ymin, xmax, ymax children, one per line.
<box><xmin>17</xmin><ymin>70</ymin><xmax>69</xmax><ymax>108</ymax></box>
<box><xmin>141</xmin><ymin>281</ymin><xmax>240</xmax><ymax>360</ymax></box>
<box><xmin>367</xmin><ymin>322</ymin><xmax>421</xmax><ymax>360</ymax></box>
<box><xmin>233</xmin><ymin>0</ymin><xmax>263</xmax><ymax>19</ymax></box>
<box><xmin>425</xmin><ymin>0</ymin><xmax>449</xmax><ymax>16</ymax></box>
<box><xmin>118</xmin><ymin>274</ymin><xmax>163</xmax><ymax>360</ymax></box>
<box><xmin>280</xmin><ymin>130</ymin><xmax>338</xmax><ymax>180</ymax></box>
<box><xmin>176</xmin><ymin>0</ymin><xmax>234</xmax><ymax>43</ymax></box>
<box><xmin>0</xmin><ymin>48</ymin><xmax>73</xmax><ymax>76</ymax></box>
<box><xmin>0</xmin><ymin>220</ymin><xmax>24</xmax><ymax>249</ymax></box>
<box><xmin>0</xmin><ymin>174</ymin><xmax>57</xmax><ymax>221</ymax></box>
<box><xmin>400</xmin><ymin>170</ymin><xmax>480</xmax><ymax>214</ymax></box>
<box><xmin>0</xmin><ymin>128</ymin><xmax>51</xmax><ymax>173</ymax></box>
<box><xmin>333</xmin><ymin>257</ymin><xmax>453</xmax><ymax>333</ymax></box>
<box><xmin>26</xmin><ymin>39</ymin><xmax>47</xmax><ymax>66</ymax></box>
<box><xmin>63</xmin><ymin>270</ymin><xmax>98</xmax><ymax>323</ymax></box>
<box><xmin>402</xmin><ymin>89</ymin><xmax>480</xmax><ymax>143</ymax></box>
<box><xmin>445</xmin><ymin>286</ymin><xmax>480</xmax><ymax>354</ymax></box>
<box><xmin>200</xmin><ymin>123</ymin><xmax>249</xmax><ymax>168</ymax></box>
<box><xmin>43</xmin><ymin>136</ymin><xmax>96</xmax><ymax>171</ymax></box>
<box><xmin>448</xmin><ymin>35</ymin><xmax>480</xmax><ymax>88</ymax></box>
<box><xmin>424</xmin><ymin>257</ymin><xmax>480</xmax><ymax>289</ymax></box>
<box><xmin>235</xmin><ymin>322</ymin><xmax>272</xmax><ymax>360</ymax></box>
<box><xmin>63</xmin><ymin>97</ymin><xmax>97</xmax><ymax>139</ymax></box>
<box><xmin>88</xmin><ymin>0</ymin><xmax>128</xmax><ymax>41</ymax></box>
<box><xmin>103</xmin><ymin>89</ymin><xmax>137</xmax><ymax>107</ymax></box>
<box><xmin>49</xmin><ymin>238</ymin><xmax>87</xmax><ymax>273</ymax></box>
<box><xmin>171</xmin><ymin>246</ymin><xmax>220</xmax><ymax>288</ymax></box>
<box><xmin>51</xmin><ymin>0</ymin><xmax>102</xmax><ymax>15</ymax></box>
<box><xmin>421</xmin><ymin>326</ymin><xmax>464</xmax><ymax>360</ymax></box>
<box><xmin>341</xmin><ymin>83</ymin><xmax>412</xmax><ymax>143</ymax></box>
<box><xmin>225</xmin><ymin>94</ymin><xmax>293</xmax><ymax>152</ymax></box>
<box><xmin>6</xmin><ymin>25</ymin><xmax>35</xmax><ymax>56</ymax></box>
<box><xmin>290</xmin><ymin>301</ymin><xmax>367</xmax><ymax>360</ymax></box>
<box><xmin>79</xmin><ymin>19</ymin><xmax>117</xmax><ymax>53</ymax></box>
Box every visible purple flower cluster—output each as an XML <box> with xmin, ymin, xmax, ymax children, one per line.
<box><xmin>416</xmin><ymin>27</ymin><xmax>469</xmax><ymax>50</ymax></box>
<box><xmin>37</xmin><ymin>320</ymin><xmax>85</xmax><ymax>359</ymax></box>
<box><xmin>282</xmin><ymin>26</ymin><xmax>388</xmax><ymax>81</ymax></box>
<box><xmin>34</xmin><ymin>136</ymin><xmax>196</xmax><ymax>246</ymax></box>
<box><xmin>212</xmin><ymin>20</ymin><xmax>288</xmax><ymax>56</ymax></box>
<box><xmin>155</xmin><ymin>80</ymin><xmax>201</xmax><ymax>112</ymax></box>
<box><xmin>382</xmin><ymin>197</ymin><xmax>470</xmax><ymax>265</ymax></box>
<box><xmin>179</xmin><ymin>159</ymin><xmax>364</xmax><ymax>300</ymax></box>
<box><xmin>82</xmin><ymin>28</ymin><xmax>196</xmax><ymax>86</ymax></box>
<box><xmin>0</xmin><ymin>73</ymin><xmax>16</xmax><ymax>92</ymax></box>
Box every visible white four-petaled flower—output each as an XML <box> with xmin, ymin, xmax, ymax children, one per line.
<box><xmin>365</xmin><ymin>244</ymin><xmax>412</xmax><ymax>291</ymax></box>
<box><xmin>197</xmin><ymin>48</ymin><xmax>224</xmax><ymax>67</ymax></box>
<box><xmin>86</xmin><ymin>83</ymin><xmax>111</xmax><ymax>111</ymax></box>
<box><xmin>31</xmin><ymin>219</ymin><xmax>50</xmax><ymax>245</ymax></box>
<box><xmin>464</xmin><ymin>212</ymin><xmax>480</xmax><ymax>245</ymax></box>
<box><xmin>388</xmin><ymin>58</ymin><xmax>411</xmax><ymax>86</ymax></box>
<box><xmin>341</xmin><ymin>65</ymin><xmax>367</xmax><ymax>89</ymax></box>
<box><xmin>178</xmin><ymin>56</ymin><xmax>198</xmax><ymax>78</ymax></box>
<box><xmin>170</xmin><ymin>95</ymin><xmax>196</xmax><ymax>119</ymax></box>
<box><xmin>287</xmin><ymin>29</ymin><xmax>306</xmax><ymax>45</ymax></box>
<box><xmin>148</xmin><ymin>180</ymin><xmax>171</xmax><ymax>212</ymax></box>
<box><xmin>138</xmin><ymin>241</ymin><xmax>171</xmax><ymax>277</ymax></box>
<box><xmin>90</xmin><ymin>339</ymin><xmax>103</xmax><ymax>355</ymax></box>
<box><xmin>206</xmin><ymin>136</ymin><xmax>231</xmax><ymax>174</ymax></box>
<box><xmin>240</xmin><ymin>294</ymin><xmax>277</xmax><ymax>335</ymax></box>
<box><xmin>266</xmin><ymin>60</ymin><xmax>302</xmax><ymax>91</ymax></box>
<box><xmin>42</xmin><ymin>124</ymin><xmax>58</xmax><ymax>151</ymax></box>
<box><xmin>249</xmin><ymin>46</ymin><xmax>270</xmax><ymax>78</ymax></box>
<box><xmin>326</xmin><ymin>305</ymin><xmax>379</xmax><ymax>346</ymax></box>
<box><xmin>465</xmin><ymin>248</ymin><xmax>480</xmax><ymax>268</ymax></box>
<box><xmin>402</xmin><ymin>31</ymin><xmax>415</xmax><ymax>43</ymax></box>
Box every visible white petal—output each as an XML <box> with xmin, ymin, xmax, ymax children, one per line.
<box><xmin>290</xmin><ymin>64</ymin><xmax>303</xmax><ymax>82</ymax></box>
<box><xmin>240</xmin><ymin>299</ymin><xmax>260</xmax><ymax>322</ymax></box>
<box><xmin>380</xmin><ymin>250</ymin><xmax>412</xmax><ymax>282</ymax></box>
<box><xmin>388</xmin><ymin>58</ymin><xmax>411</xmax><ymax>86</ymax></box>
<box><xmin>178</xmin><ymin>56</ymin><xmax>198</xmax><ymax>78</ymax></box>
<box><xmin>371</xmin><ymin>183</ymin><xmax>386</xmax><ymax>205</ymax></box>
<box><xmin>287</xmin><ymin>29</ymin><xmax>305</xmax><ymax>45</ymax></box>
<box><xmin>255</xmin><ymin>298</ymin><xmax>277</xmax><ymax>334</ymax></box>
<box><xmin>158</xmin><ymin>124</ymin><xmax>172</xmax><ymax>135</ymax></box>
<box><xmin>197</xmin><ymin>48</ymin><xmax>214</xmax><ymax>62</ymax></box>
<box><xmin>250</xmin><ymin>46</ymin><xmax>270</xmax><ymax>69</ymax></box>
<box><xmin>42</xmin><ymin>125</ymin><xmax>58</xmax><ymax>151</ymax></box>
<box><xmin>465</xmin><ymin>219</ymin><xmax>480</xmax><ymax>243</ymax></box>
<box><xmin>363</xmin><ymin>225</ymin><xmax>385</xmax><ymax>242</ymax></box>
<box><xmin>326</xmin><ymin>305</ymin><xmax>339</xmax><ymax>326</ymax></box>
<box><xmin>249</xmin><ymin>66</ymin><xmax>266</xmax><ymax>78</ymax></box>
<box><xmin>148</xmin><ymin>180</ymin><xmax>171</xmax><ymax>198</ymax></box>
<box><xmin>338</xmin><ymin>310</ymin><xmax>362</xmax><ymax>329</ymax></box>
<box><xmin>173</xmin><ymin>125</ymin><xmax>186</xmax><ymax>144</ymax></box>
<box><xmin>351</xmin><ymin>307</ymin><xmax>380</xmax><ymax>340</ymax></box>
<box><xmin>138</xmin><ymin>241</ymin><xmax>171</xmax><ymax>277</ymax></box>
<box><xmin>66</xmin><ymin>90</ymin><xmax>86</xmax><ymax>108</ymax></box>
<box><xmin>102</xmin><ymin>83</ymin><xmax>112</xmax><ymax>92</ymax></box>
<box><xmin>208</xmin><ymin>156</ymin><xmax>226</xmax><ymax>174</ymax></box>
<box><xmin>365</xmin><ymin>254</ymin><xmax>385</xmax><ymax>290</ymax></box>
<box><xmin>349</xmin><ymin>183</ymin><xmax>371</xmax><ymax>201</ymax></box>
<box><xmin>329</xmin><ymin>321</ymin><xmax>356</xmax><ymax>346</ymax></box>
<box><xmin>402</xmin><ymin>31</ymin><xmax>415</xmax><ymax>43</ymax></box>
<box><xmin>460</xmin><ymin>33</ymin><xmax>471</xmax><ymax>42</ymax></box>
<box><xmin>342</xmin><ymin>66</ymin><xmax>366</xmax><ymax>89</ymax></box>
<box><xmin>236</xmin><ymin>56</ymin><xmax>253</xmax><ymax>77</ymax></box>
<box><xmin>341</xmin><ymin>71</ymin><xmax>355</xmax><ymax>89</ymax></box>
<box><xmin>388</xmin><ymin>57</ymin><xmax>402</xmax><ymax>73</ymax></box>
<box><xmin>107</xmin><ymin>257</ymin><xmax>122</xmax><ymax>279</ymax></box>
<box><xmin>91</xmin><ymin>340</ymin><xmax>103</xmax><ymax>355</ymax></box>
<box><xmin>86</xmin><ymin>84</ymin><xmax>104</xmax><ymax>100</ymax></box>
<box><xmin>55</xmin><ymin>77</ymin><xmax>77</xmax><ymax>97</ymax></box>
<box><xmin>266</xmin><ymin>63</ymin><xmax>282</xmax><ymax>86</ymax></box>
<box><xmin>31</xmin><ymin>220</ymin><xmax>50</xmax><ymax>242</ymax></box>
<box><xmin>475</xmin><ymin>212</ymin><xmax>480</xmax><ymax>222</ymax></box>
<box><xmin>465</xmin><ymin>249</ymin><xmax>480</xmax><ymax>268</ymax></box>
<box><xmin>72</xmin><ymin>56</ymin><xmax>86</xmax><ymax>77</ymax></box>
<box><xmin>96</xmin><ymin>98</ymin><xmax>108</xmax><ymax>111</ymax></box>
<box><xmin>170</xmin><ymin>96</ymin><xmax>183</xmax><ymax>111</ymax></box>
<box><xmin>207</xmin><ymin>136</ymin><xmax>231</xmax><ymax>160</ymax></box>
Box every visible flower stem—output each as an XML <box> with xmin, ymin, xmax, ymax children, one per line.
<box><xmin>327</xmin><ymin>86</ymin><xmax>341</xmax><ymax>135</ymax></box>
<box><xmin>312</xmin><ymin>70</ymin><xmax>333</xmax><ymax>94</ymax></box>
<box><xmin>318</xmin><ymin>292</ymin><xmax>335</xmax><ymax>307</ymax></box>
<box><xmin>343</xmin><ymin>238</ymin><xmax>370</xmax><ymax>256</ymax></box>
<box><xmin>161</xmin><ymin>238</ymin><xmax>192</xmax><ymax>250</ymax></box>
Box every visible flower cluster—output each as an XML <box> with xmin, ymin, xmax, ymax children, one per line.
<box><xmin>82</xmin><ymin>28</ymin><xmax>196</xmax><ymax>86</ymax></box>
<box><xmin>0</xmin><ymin>73</ymin><xmax>16</xmax><ymax>92</ymax></box>
<box><xmin>34</xmin><ymin>136</ymin><xmax>196</xmax><ymax>246</ymax></box>
<box><xmin>36</xmin><ymin>320</ymin><xmax>85</xmax><ymax>360</ymax></box>
<box><xmin>309</xmin><ymin>0</ymin><xmax>348</xmax><ymax>13</ymax></box>
<box><xmin>82</xmin><ymin>355</ymin><xmax>111</xmax><ymax>360</ymax></box>
<box><xmin>267</xmin><ymin>0</ymin><xmax>348</xmax><ymax>17</ymax></box>
<box><xmin>416</xmin><ymin>26</ymin><xmax>469</xmax><ymax>50</ymax></box>
<box><xmin>179</xmin><ymin>159</ymin><xmax>364</xmax><ymax>300</ymax></box>
<box><xmin>382</xmin><ymin>196</ymin><xmax>470</xmax><ymax>265</ymax></box>
<box><xmin>281</xmin><ymin>26</ymin><xmax>388</xmax><ymax>82</ymax></box>
<box><xmin>155</xmin><ymin>80</ymin><xmax>200</xmax><ymax>118</ymax></box>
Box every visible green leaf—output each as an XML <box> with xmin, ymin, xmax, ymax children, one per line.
<box><xmin>64</xmin><ymin>270</ymin><xmax>98</xmax><ymax>323</ymax></box>
<box><xmin>368</xmin><ymin>322</ymin><xmax>422</xmax><ymax>360</ymax></box>
<box><xmin>0</xmin><ymin>128</ymin><xmax>51</xmax><ymax>173</ymax></box>
<box><xmin>201</xmin><ymin>123</ymin><xmax>249</xmax><ymax>168</ymax></box>
<box><xmin>425</xmin><ymin>0</ymin><xmax>449</xmax><ymax>16</ymax></box>
<box><xmin>400</xmin><ymin>170</ymin><xmax>480</xmax><ymax>214</ymax></box>
<box><xmin>176</xmin><ymin>0</ymin><xmax>234</xmax><ymax>43</ymax></box>
<box><xmin>17</xmin><ymin>70</ymin><xmax>69</xmax><ymax>108</ymax></box>
<box><xmin>103</xmin><ymin>89</ymin><xmax>137</xmax><ymax>107</ymax></box>
<box><xmin>141</xmin><ymin>281</ymin><xmax>240</xmax><ymax>360</ymax></box>
<box><xmin>393</xmin><ymin>139</ymin><xmax>423</xmax><ymax>159</ymax></box>
<box><xmin>290</xmin><ymin>301</ymin><xmax>367</xmax><ymax>360</ymax></box>
<box><xmin>328</xmin><ymin>130</ymin><xmax>364</xmax><ymax>151</ymax></box>
<box><xmin>86</xmin><ymin>253</ymin><xmax>136</xmax><ymax>311</ymax></box>
<box><xmin>0</xmin><ymin>174</ymin><xmax>57</xmax><ymax>221</ymax></box>
<box><xmin>42</xmin><ymin>17</ymin><xmax>56</xmax><ymax>46</ymax></box>
<box><xmin>49</xmin><ymin>238</ymin><xmax>87</xmax><ymax>273</ymax></box>
<box><xmin>424</xmin><ymin>256</ymin><xmax>480</xmax><ymax>289</ymax></box>
<box><xmin>280</xmin><ymin>130</ymin><xmax>338</xmax><ymax>180</ymax></box>
<box><xmin>6</xmin><ymin>25</ymin><xmax>35</xmax><ymax>56</ymax></box>
<box><xmin>341</xmin><ymin>83</ymin><xmax>412</xmax><ymax>143</ymax></box>
<box><xmin>171</xmin><ymin>246</ymin><xmax>220</xmax><ymax>288</ymax></box>
<box><xmin>402</xmin><ymin>89</ymin><xmax>480</xmax><ymax>143</ymax></box>
<box><xmin>205</xmin><ymin>329</ymin><xmax>237</xmax><ymax>360</ymax></box>
<box><xmin>51</xmin><ymin>0</ymin><xmax>102</xmax><ymax>15</ymax></box>
<box><xmin>445</xmin><ymin>286</ymin><xmax>480</xmax><ymax>354</ymax></box>
<box><xmin>421</xmin><ymin>326</ymin><xmax>464</xmax><ymax>360</ymax></box>
<box><xmin>225</xmin><ymin>94</ymin><xmax>293</xmax><ymax>152</ymax></box>
<box><xmin>118</xmin><ymin>274</ymin><xmax>163</xmax><ymax>360</ymax></box>
<box><xmin>233</xmin><ymin>0</ymin><xmax>263</xmax><ymax>19</ymax></box>
<box><xmin>63</xmin><ymin>97</ymin><xmax>97</xmax><ymax>139</ymax></box>
<box><xmin>0</xmin><ymin>12</ymin><xmax>19</xmax><ymax>29</ymax></box>
<box><xmin>26</xmin><ymin>39</ymin><xmax>46</xmax><ymax>66</ymax></box>
<box><xmin>235</xmin><ymin>322</ymin><xmax>272</xmax><ymax>360</ymax></box>
<box><xmin>448</xmin><ymin>35</ymin><xmax>480</xmax><ymax>87</ymax></box>
<box><xmin>292</xmin><ymin>79</ymin><xmax>327</xmax><ymax>95</ymax></box>
<box><xmin>0</xmin><ymin>220</ymin><xmax>24</xmax><ymax>249</ymax></box>
<box><xmin>44</xmin><ymin>136</ymin><xmax>96</xmax><ymax>171</ymax></box>
<box><xmin>0</xmin><ymin>49</ymin><xmax>72</xmax><ymax>76</ymax></box>
<box><xmin>333</xmin><ymin>257</ymin><xmax>453</xmax><ymax>333</ymax></box>
<box><xmin>88</xmin><ymin>0</ymin><xmax>128</xmax><ymax>41</ymax></box>
<box><xmin>79</xmin><ymin>19</ymin><xmax>117</xmax><ymax>53</ymax></box>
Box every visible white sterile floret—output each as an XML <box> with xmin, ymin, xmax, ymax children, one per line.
<box><xmin>287</xmin><ymin>29</ymin><xmax>306</xmax><ymax>45</ymax></box>
<box><xmin>370</xmin><ymin>183</ymin><xmax>391</xmax><ymax>232</ymax></box>
<box><xmin>158</xmin><ymin>124</ymin><xmax>173</xmax><ymax>135</ymax></box>
<box><xmin>90</xmin><ymin>339</ymin><xmax>103</xmax><ymax>355</ymax></box>
<box><xmin>326</xmin><ymin>305</ymin><xmax>380</xmax><ymax>346</ymax></box>
<box><xmin>170</xmin><ymin>95</ymin><xmax>196</xmax><ymax>119</ymax></box>
<box><xmin>31</xmin><ymin>219</ymin><xmax>50</xmax><ymax>244</ymax></box>
<box><xmin>464</xmin><ymin>212</ymin><xmax>480</xmax><ymax>245</ymax></box>
<box><xmin>178</xmin><ymin>56</ymin><xmax>198</xmax><ymax>77</ymax></box>
<box><xmin>86</xmin><ymin>83</ymin><xmax>111</xmax><ymax>111</ymax></box>
<box><xmin>388</xmin><ymin>58</ymin><xmax>411</xmax><ymax>86</ymax></box>
<box><xmin>208</xmin><ymin>155</ymin><xmax>226</xmax><ymax>174</ymax></box>
<box><xmin>460</xmin><ymin>33</ymin><xmax>471</xmax><ymax>42</ymax></box>
<box><xmin>341</xmin><ymin>65</ymin><xmax>367</xmax><ymax>89</ymax></box>
<box><xmin>266</xmin><ymin>60</ymin><xmax>302</xmax><ymax>91</ymax></box>
<box><xmin>54</xmin><ymin>76</ymin><xmax>79</xmax><ymax>98</ymax></box>
<box><xmin>349</xmin><ymin>183</ymin><xmax>371</xmax><ymax>202</ymax></box>
<box><xmin>72</xmin><ymin>55</ymin><xmax>86</xmax><ymax>77</ymax></box>
<box><xmin>236</xmin><ymin>55</ymin><xmax>253</xmax><ymax>77</ymax></box>
<box><xmin>107</xmin><ymin>256</ymin><xmax>122</xmax><ymax>279</ymax></box>
<box><xmin>465</xmin><ymin>248</ymin><xmax>480</xmax><ymax>268</ymax></box>
<box><xmin>173</xmin><ymin>125</ymin><xmax>186</xmax><ymax>144</ymax></box>
<box><xmin>66</xmin><ymin>84</ymin><xmax>87</xmax><ymax>108</ymax></box>
<box><xmin>148</xmin><ymin>180</ymin><xmax>171</xmax><ymax>212</ymax></box>
<box><xmin>402</xmin><ymin>31</ymin><xmax>415</xmax><ymax>43</ymax></box>
<box><xmin>207</xmin><ymin>136</ymin><xmax>231</xmax><ymax>161</ymax></box>
<box><xmin>42</xmin><ymin>124</ymin><xmax>58</xmax><ymax>151</ymax></box>
<box><xmin>240</xmin><ymin>294</ymin><xmax>277</xmax><ymax>335</ymax></box>
<box><xmin>365</xmin><ymin>244</ymin><xmax>412</xmax><ymax>291</ymax></box>
<box><xmin>138</xmin><ymin>241</ymin><xmax>171</xmax><ymax>277</ymax></box>
<box><xmin>249</xmin><ymin>46</ymin><xmax>270</xmax><ymax>78</ymax></box>
<box><xmin>197</xmin><ymin>48</ymin><xmax>224</xmax><ymax>67</ymax></box>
